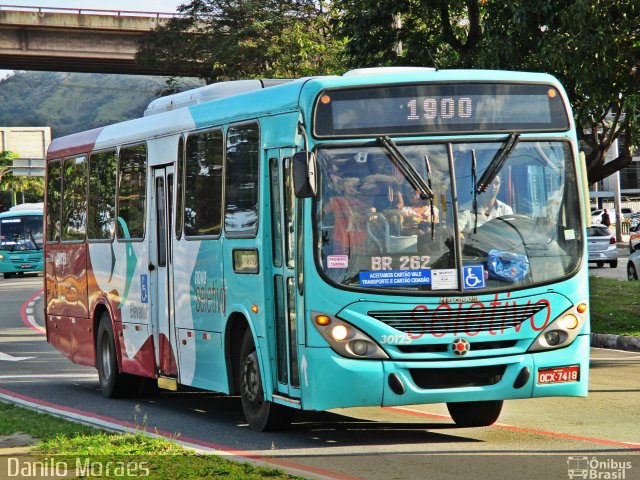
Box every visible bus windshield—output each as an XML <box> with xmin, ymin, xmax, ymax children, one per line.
<box><xmin>315</xmin><ymin>140</ymin><xmax>582</xmax><ymax>293</ymax></box>
<box><xmin>0</xmin><ymin>215</ymin><xmax>43</xmax><ymax>250</ymax></box>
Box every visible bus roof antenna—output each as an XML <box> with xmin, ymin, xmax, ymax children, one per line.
<box><xmin>425</xmin><ymin>44</ymin><xmax>439</xmax><ymax>71</ymax></box>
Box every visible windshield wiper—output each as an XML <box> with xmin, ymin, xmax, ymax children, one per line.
<box><xmin>476</xmin><ymin>132</ymin><xmax>520</xmax><ymax>193</ymax></box>
<box><xmin>29</xmin><ymin>232</ymin><xmax>40</xmax><ymax>251</ymax></box>
<box><xmin>378</xmin><ymin>136</ymin><xmax>433</xmax><ymax>200</ymax></box>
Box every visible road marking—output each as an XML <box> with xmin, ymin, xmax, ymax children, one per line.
<box><xmin>0</xmin><ymin>388</ymin><xmax>364</xmax><ymax>480</ymax></box>
<box><xmin>20</xmin><ymin>288</ymin><xmax>45</xmax><ymax>334</ymax></box>
<box><xmin>384</xmin><ymin>406</ymin><xmax>640</xmax><ymax>449</ymax></box>
<box><xmin>0</xmin><ymin>373</ymin><xmax>97</xmax><ymax>379</ymax></box>
<box><xmin>0</xmin><ymin>352</ymin><xmax>34</xmax><ymax>362</ymax></box>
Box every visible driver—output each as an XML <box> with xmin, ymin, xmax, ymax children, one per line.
<box><xmin>458</xmin><ymin>175</ymin><xmax>513</xmax><ymax>235</ymax></box>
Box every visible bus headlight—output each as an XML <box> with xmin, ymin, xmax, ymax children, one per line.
<box><xmin>313</xmin><ymin>312</ymin><xmax>388</xmax><ymax>359</ymax></box>
<box><xmin>528</xmin><ymin>302</ymin><xmax>587</xmax><ymax>352</ymax></box>
<box><xmin>0</xmin><ymin>254</ymin><xmax>4</xmax><ymax>260</ymax></box>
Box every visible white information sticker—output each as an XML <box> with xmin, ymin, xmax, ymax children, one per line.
<box><xmin>327</xmin><ymin>255</ymin><xmax>349</xmax><ymax>269</ymax></box>
<box><xmin>564</xmin><ymin>229</ymin><xmax>576</xmax><ymax>240</ymax></box>
<box><xmin>431</xmin><ymin>269</ymin><xmax>458</xmax><ymax>290</ymax></box>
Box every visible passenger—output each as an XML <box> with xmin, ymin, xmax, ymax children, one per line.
<box><xmin>458</xmin><ymin>175</ymin><xmax>513</xmax><ymax>235</ymax></box>
<box><xmin>401</xmin><ymin>188</ymin><xmax>440</xmax><ymax>230</ymax></box>
<box><xmin>361</xmin><ymin>157</ymin><xmax>404</xmax><ymax>235</ymax></box>
<box><xmin>323</xmin><ymin>177</ymin><xmax>370</xmax><ymax>255</ymax></box>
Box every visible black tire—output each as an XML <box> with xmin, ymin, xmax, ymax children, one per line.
<box><xmin>628</xmin><ymin>263</ymin><xmax>638</xmax><ymax>281</ymax></box>
<box><xmin>3</xmin><ymin>273</ymin><xmax>13</xmax><ymax>279</ymax></box>
<box><xmin>609</xmin><ymin>261</ymin><xmax>617</xmax><ymax>269</ymax></box>
<box><xmin>447</xmin><ymin>400</ymin><xmax>503</xmax><ymax>427</ymax></box>
<box><xmin>238</xmin><ymin>330</ymin><xmax>291</xmax><ymax>431</ymax></box>
<box><xmin>596</xmin><ymin>262</ymin><xmax>604</xmax><ymax>268</ymax></box>
<box><xmin>96</xmin><ymin>312</ymin><xmax>133</xmax><ymax>398</ymax></box>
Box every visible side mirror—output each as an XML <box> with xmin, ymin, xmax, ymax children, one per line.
<box><xmin>292</xmin><ymin>151</ymin><xmax>317</xmax><ymax>198</ymax></box>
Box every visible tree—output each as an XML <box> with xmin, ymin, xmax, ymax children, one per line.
<box><xmin>333</xmin><ymin>0</ymin><xmax>486</xmax><ymax>69</ymax></box>
<box><xmin>0</xmin><ymin>151</ymin><xmax>45</xmax><ymax>204</ymax></box>
<box><xmin>481</xmin><ymin>1</ymin><xmax>640</xmax><ymax>183</ymax></box>
<box><xmin>335</xmin><ymin>0</ymin><xmax>640</xmax><ymax>184</ymax></box>
<box><xmin>137</xmin><ymin>0</ymin><xmax>344</xmax><ymax>82</ymax></box>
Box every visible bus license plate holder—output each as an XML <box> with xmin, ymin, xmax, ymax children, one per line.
<box><xmin>537</xmin><ymin>365</ymin><xmax>579</xmax><ymax>384</ymax></box>
<box><xmin>20</xmin><ymin>263</ymin><xmax>32</xmax><ymax>269</ymax></box>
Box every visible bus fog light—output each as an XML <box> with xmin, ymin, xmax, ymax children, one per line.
<box><xmin>558</xmin><ymin>314</ymin><xmax>579</xmax><ymax>330</ymax></box>
<box><xmin>544</xmin><ymin>330</ymin><xmax>561</xmax><ymax>346</ymax></box>
<box><xmin>350</xmin><ymin>340</ymin><xmax>369</xmax><ymax>356</ymax></box>
<box><xmin>331</xmin><ymin>325</ymin><xmax>349</xmax><ymax>341</ymax></box>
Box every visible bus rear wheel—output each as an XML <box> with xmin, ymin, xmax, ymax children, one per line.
<box><xmin>96</xmin><ymin>312</ymin><xmax>132</xmax><ymax>398</ymax></box>
<box><xmin>238</xmin><ymin>330</ymin><xmax>291</xmax><ymax>431</ymax></box>
<box><xmin>446</xmin><ymin>400</ymin><xmax>503</xmax><ymax>427</ymax></box>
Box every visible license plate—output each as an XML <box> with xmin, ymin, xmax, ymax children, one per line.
<box><xmin>537</xmin><ymin>365</ymin><xmax>579</xmax><ymax>384</ymax></box>
<box><xmin>19</xmin><ymin>263</ymin><xmax>32</xmax><ymax>268</ymax></box>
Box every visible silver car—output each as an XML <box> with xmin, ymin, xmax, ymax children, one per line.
<box><xmin>628</xmin><ymin>245</ymin><xmax>640</xmax><ymax>280</ymax></box>
<box><xmin>587</xmin><ymin>224</ymin><xmax>617</xmax><ymax>268</ymax></box>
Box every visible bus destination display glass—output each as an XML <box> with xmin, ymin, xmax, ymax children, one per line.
<box><xmin>314</xmin><ymin>83</ymin><xmax>569</xmax><ymax>137</ymax></box>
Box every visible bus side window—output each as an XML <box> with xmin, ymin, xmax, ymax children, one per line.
<box><xmin>117</xmin><ymin>144</ymin><xmax>147</xmax><ymax>240</ymax></box>
<box><xmin>225</xmin><ymin>123</ymin><xmax>259</xmax><ymax>237</ymax></box>
<box><xmin>88</xmin><ymin>150</ymin><xmax>117</xmax><ymax>241</ymax></box>
<box><xmin>62</xmin><ymin>156</ymin><xmax>87</xmax><ymax>241</ymax></box>
<box><xmin>184</xmin><ymin>130</ymin><xmax>223</xmax><ymax>238</ymax></box>
<box><xmin>175</xmin><ymin>137</ymin><xmax>185</xmax><ymax>240</ymax></box>
<box><xmin>46</xmin><ymin>160</ymin><xmax>62</xmax><ymax>243</ymax></box>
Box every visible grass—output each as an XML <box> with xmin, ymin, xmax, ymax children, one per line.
<box><xmin>0</xmin><ymin>402</ymin><xmax>304</xmax><ymax>480</ymax></box>
<box><xmin>589</xmin><ymin>276</ymin><xmax>640</xmax><ymax>336</ymax></box>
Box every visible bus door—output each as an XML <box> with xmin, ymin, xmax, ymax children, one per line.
<box><xmin>150</xmin><ymin>165</ymin><xmax>178</xmax><ymax>380</ymax></box>
<box><xmin>268</xmin><ymin>149</ymin><xmax>301</xmax><ymax>400</ymax></box>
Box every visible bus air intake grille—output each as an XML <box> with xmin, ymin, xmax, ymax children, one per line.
<box><xmin>368</xmin><ymin>304</ymin><xmax>546</xmax><ymax>335</ymax></box>
<box><xmin>10</xmin><ymin>255</ymin><xmax>40</xmax><ymax>263</ymax></box>
<box><xmin>409</xmin><ymin>365</ymin><xmax>506</xmax><ymax>389</ymax></box>
<box><xmin>397</xmin><ymin>340</ymin><xmax>517</xmax><ymax>354</ymax></box>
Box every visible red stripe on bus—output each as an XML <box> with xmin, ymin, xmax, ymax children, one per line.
<box><xmin>0</xmin><ymin>388</ymin><xmax>364</xmax><ymax>480</ymax></box>
<box><xmin>383</xmin><ymin>406</ymin><xmax>640</xmax><ymax>450</ymax></box>
<box><xmin>20</xmin><ymin>288</ymin><xmax>46</xmax><ymax>334</ymax></box>
<box><xmin>46</xmin><ymin>127</ymin><xmax>103</xmax><ymax>160</ymax></box>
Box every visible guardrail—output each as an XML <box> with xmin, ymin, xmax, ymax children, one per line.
<box><xmin>0</xmin><ymin>4</ymin><xmax>179</xmax><ymax>18</ymax></box>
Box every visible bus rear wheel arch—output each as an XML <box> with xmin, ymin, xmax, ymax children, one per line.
<box><xmin>95</xmin><ymin>311</ymin><xmax>155</xmax><ymax>398</ymax></box>
<box><xmin>446</xmin><ymin>400</ymin><xmax>503</xmax><ymax>427</ymax></box>
<box><xmin>96</xmin><ymin>311</ymin><xmax>130</xmax><ymax>398</ymax></box>
<box><xmin>238</xmin><ymin>329</ymin><xmax>292</xmax><ymax>431</ymax></box>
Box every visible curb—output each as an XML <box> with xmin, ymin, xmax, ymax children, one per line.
<box><xmin>591</xmin><ymin>333</ymin><xmax>640</xmax><ymax>352</ymax></box>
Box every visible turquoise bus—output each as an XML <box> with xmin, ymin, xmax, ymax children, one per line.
<box><xmin>0</xmin><ymin>202</ymin><xmax>44</xmax><ymax>279</ymax></box>
<box><xmin>45</xmin><ymin>68</ymin><xmax>590</xmax><ymax>431</ymax></box>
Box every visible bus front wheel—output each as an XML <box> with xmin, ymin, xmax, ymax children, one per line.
<box><xmin>446</xmin><ymin>400</ymin><xmax>503</xmax><ymax>427</ymax></box>
<box><xmin>238</xmin><ymin>330</ymin><xmax>291</xmax><ymax>431</ymax></box>
<box><xmin>96</xmin><ymin>312</ymin><xmax>131</xmax><ymax>398</ymax></box>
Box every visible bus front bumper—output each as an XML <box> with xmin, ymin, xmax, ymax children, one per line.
<box><xmin>299</xmin><ymin>335</ymin><xmax>589</xmax><ymax>411</ymax></box>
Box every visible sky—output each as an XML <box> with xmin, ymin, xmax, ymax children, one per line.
<box><xmin>0</xmin><ymin>1</ymin><xmax>187</xmax><ymax>78</ymax></box>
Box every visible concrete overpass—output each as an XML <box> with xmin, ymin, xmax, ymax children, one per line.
<box><xmin>0</xmin><ymin>5</ymin><xmax>204</xmax><ymax>76</ymax></box>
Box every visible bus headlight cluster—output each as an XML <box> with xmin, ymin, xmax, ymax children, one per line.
<box><xmin>528</xmin><ymin>302</ymin><xmax>587</xmax><ymax>352</ymax></box>
<box><xmin>313</xmin><ymin>312</ymin><xmax>388</xmax><ymax>359</ymax></box>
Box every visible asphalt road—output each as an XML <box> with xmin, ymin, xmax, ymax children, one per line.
<box><xmin>588</xmin><ymin>243</ymin><xmax>632</xmax><ymax>280</ymax></box>
<box><xmin>0</xmin><ymin>275</ymin><xmax>639</xmax><ymax>480</ymax></box>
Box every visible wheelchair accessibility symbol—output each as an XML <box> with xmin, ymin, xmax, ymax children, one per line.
<box><xmin>463</xmin><ymin>265</ymin><xmax>485</xmax><ymax>290</ymax></box>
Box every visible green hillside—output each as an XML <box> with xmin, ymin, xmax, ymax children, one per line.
<box><xmin>0</xmin><ymin>71</ymin><xmax>201</xmax><ymax>138</ymax></box>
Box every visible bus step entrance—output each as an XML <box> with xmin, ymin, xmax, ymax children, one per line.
<box><xmin>157</xmin><ymin>376</ymin><xmax>178</xmax><ymax>391</ymax></box>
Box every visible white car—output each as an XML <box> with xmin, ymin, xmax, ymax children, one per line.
<box><xmin>628</xmin><ymin>245</ymin><xmax>640</xmax><ymax>280</ymax></box>
<box><xmin>587</xmin><ymin>224</ymin><xmax>617</xmax><ymax>268</ymax></box>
